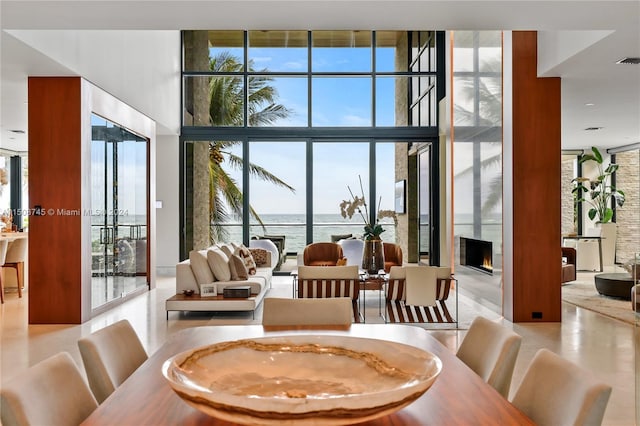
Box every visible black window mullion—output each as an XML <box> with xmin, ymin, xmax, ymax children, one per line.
<box><xmin>372</xmin><ymin>31</ymin><xmax>376</xmax><ymax>128</ymax></box>
<box><xmin>308</xmin><ymin>31</ymin><xmax>312</xmax><ymax>128</ymax></box>
<box><xmin>243</xmin><ymin>31</ymin><xmax>249</xmax><ymax>127</ymax></box>
<box><xmin>306</xmin><ymin>138</ymin><xmax>313</xmax><ymax>244</ymax></box>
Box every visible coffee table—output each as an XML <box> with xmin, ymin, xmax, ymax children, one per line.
<box><xmin>594</xmin><ymin>273</ymin><xmax>635</xmax><ymax>300</ymax></box>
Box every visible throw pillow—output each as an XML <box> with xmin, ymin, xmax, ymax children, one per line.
<box><xmin>235</xmin><ymin>244</ymin><xmax>257</xmax><ymax>275</ymax></box>
<box><xmin>219</xmin><ymin>244</ymin><xmax>234</xmax><ymax>259</ymax></box>
<box><xmin>230</xmin><ymin>254</ymin><xmax>249</xmax><ymax>280</ymax></box>
<box><xmin>189</xmin><ymin>249</ymin><xmax>214</xmax><ymax>284</ymax></box>
<box><xmin>249</xmin><ymin>248</ymin><xmax>269</xmax><ymax>267</ymax></box>
<box><xmin>228</xmin><ymin>254</ymin><xmax>238</xmax><ymax>280</ymax></box>
<box><xmin>207</xmin><ymin>249</ymin><xmax>231</xmax><ymax>281</ymax></box>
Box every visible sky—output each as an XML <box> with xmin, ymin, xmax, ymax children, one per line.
<box><xmin>208</xmin><ymin>42</ymin><xmax>401</xmax><ymax>216</ymax></box>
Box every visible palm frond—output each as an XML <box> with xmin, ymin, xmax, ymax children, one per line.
<box><xmin>481</xmin><ymin>175</ymin><xmax>503</xmax><ymax>215</ymax></box>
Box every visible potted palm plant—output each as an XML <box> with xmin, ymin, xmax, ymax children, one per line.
<box><xmin>572</xmin><ymin>146</ymin><xmax>625</xmax><ymax>265</ymax></box>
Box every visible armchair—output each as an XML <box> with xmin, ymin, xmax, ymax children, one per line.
<box><xmin>252</xmin><ymin>235</ymin><xmax>285</xmax><ymax>269</ymax></box>
<box><xmin>383</xmin><ymin>242</ymin><xmax>403</xmax><ymax>273</ymax></box>
<box><xmin>296</xmin><ymin>265</ymin><xmax>360</xmax><ymax>322</ymax></box>
<box><xmin>385</xmin><ymin>265</ymin><xmax>456</xmax><ymax>323</ymax></box>
<box><xmin>302</xmin><ymin>242</ymin><xmax>344</xmax><ymax>266</ymax></box>
<box><xmin>561</xmin><ymin>246</ymin><xmax>576</xmax><ymax>284</ymax></box>
<box><xmin>338</xmin><ymin>239</ymin><xmax>365</xmax><ymax>267</ymax></box>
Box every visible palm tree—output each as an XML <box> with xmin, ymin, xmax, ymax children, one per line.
<box><xmin>208</xmin><ymin>52</ymin><xmax>295</xmax><ymax>242</ymax></box>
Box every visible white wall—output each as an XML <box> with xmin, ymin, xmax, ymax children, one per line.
<box><xmin>155</xmin><ymin>134</ymin><xmax>180</xmax><ymax>275</ymax></box>
<box><xmin>6</xmin><ymin>29</ymin><xmax>181</xmax><ymax>135</ymax></box>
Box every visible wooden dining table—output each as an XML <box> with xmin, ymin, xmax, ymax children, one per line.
<box><xmin>82</xmin><ymin>324</ymin><xmax>534</xmax><ymax>425</ymax></box>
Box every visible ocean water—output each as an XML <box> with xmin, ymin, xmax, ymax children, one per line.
<box><xmin>219</xmin><ymin>213</ymin><xmax>502</xmax><ymax>255</ymax></box>
<box><xmin>220</xmin><ymin>214</ymin><xmax>397</xmax><ymax>253</ymax></box>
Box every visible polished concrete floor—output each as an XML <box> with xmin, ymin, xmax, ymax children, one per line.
<box><xmin>0</xmin><ymin>272</ymin><xmax>637</xmax><ymax>425</ymax></box>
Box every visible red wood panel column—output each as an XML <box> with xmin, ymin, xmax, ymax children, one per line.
<box><xmin>28</xmin><ymin>77</ymin><xmax>89</xmax><ymax>323</ymax></box>
<box><xmin>509</xmin><ymin>32</ymin><xmax>562</xmax><ymax>322</ymax></box>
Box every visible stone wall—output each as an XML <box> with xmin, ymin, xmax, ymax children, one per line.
<box><xmin>560</xmin><ymin>157</ymin><xmax>576</xmax><ymax>235</ymax></box>
<box><xmin>615</xmin><ymin>150</ymin><xmax>639</xmax><ymax>263</ymax></box>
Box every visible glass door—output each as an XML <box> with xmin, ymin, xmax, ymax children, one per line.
<box><xmin>91</xmin><ymin>114</ymin><xmax>148</xmax><ymax>309</ymax></box>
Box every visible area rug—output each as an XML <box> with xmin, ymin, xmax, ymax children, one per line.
<box><xmin>562</xmin><ymin>280</ymin><xmax>636</xmax><ymax>325</ymax></box>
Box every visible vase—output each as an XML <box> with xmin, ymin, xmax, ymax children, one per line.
<box><xmin>362</xmin><ymin>239</ymin><xmax>385</xmax><ymax>274</ymax></box>
<box><xmin>596</xmin><ymin>222</ymin><xmax>617</xmax><ymax>266</ymax></box>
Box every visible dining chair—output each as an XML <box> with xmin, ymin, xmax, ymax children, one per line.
<box><xmin>0</xmin><ymin>352</ymin><xmax>98</xmax><ymax>426</ymax></box>
<box><xmin>0</xmin><ymin>239</ymin><xmax>9</xmax><ymax>304</ymax></box>
<box><xmin>2</xmin><ymin>237</ymin><xmax>27</xmax><ymax>299</ymax></box>
<box><xmin>455</xmin><ymin>316</ymin><xmax>522</xmax><ymax>398</ymax></box>
<box><xmin>262</xmin><ymin>297</ymin><xmax>353</xmax><ymax>327</ymax></box>
<box><xmin>511</xmin><ymin>348</ymin><xmax>612</xmax><ymax>426</ymax></box>
<box><xmin>77</xmin><ymin>319</ymin><xmax>148</xmax><ymax>403</ymax></box>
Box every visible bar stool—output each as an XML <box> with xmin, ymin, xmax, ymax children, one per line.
<box><xmin>3</xmin><ymin>237</ymin><xmax>27</xmax><ymax>299</ymax></box>
<box><xmin>0</xmin><ymin>240</ymin><xmax>10</xmax><ymax>303</ymax></box>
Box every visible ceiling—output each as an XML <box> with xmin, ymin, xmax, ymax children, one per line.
<box><xmin>1</xmin><ymin>0</ymin><xmax>639</xmax><ymax>153</ymax></box>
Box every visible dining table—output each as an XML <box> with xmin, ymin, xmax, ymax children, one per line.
<box><xmin>81</xmin><ymin>324</ymin><xmax>534</xmax><ymax>425</ymax></box>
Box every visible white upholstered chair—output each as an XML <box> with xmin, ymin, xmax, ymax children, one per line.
<box><xmin>77</xmin><ymin>319</ymin><xmax>148</xmax><ymax>403</ymax></box>
<box><xmin>262</xmin><ymin>297</ymin><xmax>353</xmax><ymax>327</ymax></box>
<box><xmin>511</xmin><ymin>348</ymin><xmax>612</xmax><ymax>426</ymax></box>
<box><xmin>456</xmin><ymin>316</ymin><xmax>522</xmax><ymax>398</ymax></box>
<box><xmin>249</xmin><ymin>238</ymin><xmax>280</xmax><ymax>269</ymax></box>
<box><xmin>338</xmin><ymin>238</ymin><xmax>365</xmax><ymax>266</ymax></box>
<box><xmin>0</xmin><ymin>239</ymin><xmax>9</xmax><ymax>303</ymax></box>
<box><xmin>0</xmin><ymin>352</ymin><xmax>98</xmax><ymax>426</ymax></box>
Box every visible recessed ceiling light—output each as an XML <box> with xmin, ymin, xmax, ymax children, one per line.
<box><xmin>8</xmin><ymin>129</ymin><xmax>25</xmax><ymax>134</ymax></box>
<box><xmin>585</xmin><ymin>103</ymin><xmax>595</xmax><ymax>106</ymax></box>
<box><xmin>584</xmin><ymin>127</ymin><xmax>603</xmax><ymax>131</ymax></box>
<box><xmin>616</xmin><ymin>57</ymin><xmax>640</xmax><ymax>65</ymax></box>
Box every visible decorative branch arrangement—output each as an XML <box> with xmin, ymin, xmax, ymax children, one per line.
<box><xmin>340</xmin><ymin>175</ymin><xmax>397</xmax><ymax>240</ymax></box>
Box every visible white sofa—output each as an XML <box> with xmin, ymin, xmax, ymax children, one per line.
<box><xmin>166</xmin><ymin>243</ymin><xmax>273</xmax><ymax>319</ymax></box>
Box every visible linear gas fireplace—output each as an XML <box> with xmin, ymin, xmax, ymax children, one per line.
<box><xmin>460</xmin><ymin>237</ymin><xmax>493</xmax><ymax>275</ymax></box>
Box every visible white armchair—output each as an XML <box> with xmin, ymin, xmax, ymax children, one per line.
<box><xmin>338</xmin><ymin>239</ymin><xmax>364</xmax><ymax>267</ymax></box>
<box><xmin>249</xmin><ymin>239</ymin><xmax>280</xmax><ymax>270</ymax></box>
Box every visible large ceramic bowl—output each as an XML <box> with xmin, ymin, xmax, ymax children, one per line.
<box><xmin>162</xmin><ymin>334</ymin><xmax>442</xmax><ymax>425</ymax></box>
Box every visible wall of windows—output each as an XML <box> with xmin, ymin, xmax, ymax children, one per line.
<box><xmin>180</xmin><ymin>30</ymin><xmax>444</xmax><ymax>268</ymax></box>
<box><xmin>182</xmin><ymin>30</ymin><xmax>439</xmax><ymax>128</ymax></box>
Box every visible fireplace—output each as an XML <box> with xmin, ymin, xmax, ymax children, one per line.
<box><xmin>460</xmin><ymin>237</ymin><xmax>493</xmax><ymax>274</ymax></box>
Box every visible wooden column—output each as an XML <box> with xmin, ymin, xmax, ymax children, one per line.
<box><xmin>28</xmin><ymin>77</ymin><xmax>88</xmax><ymax>323</ymax></box>
<box><xmin>507</xmin><ymin>32</ymin><xmax>562</xmax><ymax>322</ymax></box>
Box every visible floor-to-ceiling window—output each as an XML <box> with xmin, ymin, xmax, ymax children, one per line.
<box><xmin>180</xmin><ymin>30</ymin><xmax>444</xmax><ymax>271</ymax></box>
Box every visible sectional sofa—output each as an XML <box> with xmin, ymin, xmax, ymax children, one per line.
<box><xmin>166</xmin><ymin>243</ymin><xmax>273</xmax><ymax>319</ymax></box>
